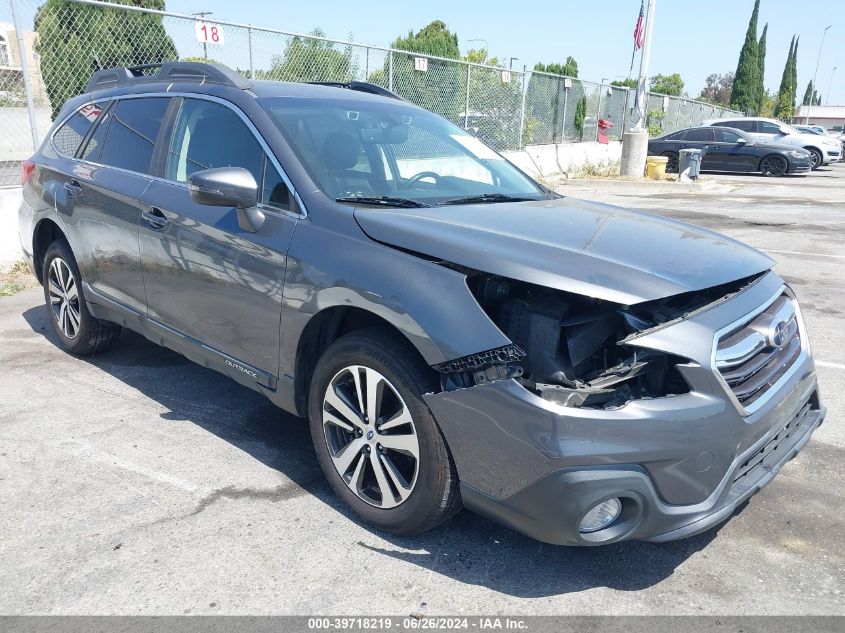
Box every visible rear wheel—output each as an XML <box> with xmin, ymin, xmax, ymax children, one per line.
<box><xmin>42</xmin><ymin>240</ymin><xmax>121</xmax><ymax>355</ymax></box>
<box><xmin>308</xmin><ymin>328</ymin><xmax>461</xmax><ymax>535</ymax></box>
<box><xmin>760</xmin><ymin>154</ymin><xmax>789</xmax><ymax>177</ymax></box>
<box><xmin>807</xmin><ymin>147</ymin><xmax>823</xmax><ymax>170</ymax></box>
<box><xmin>662</xmin><ymin>151</ymin><xmax>679</xmax><ymax>173</ymax></box>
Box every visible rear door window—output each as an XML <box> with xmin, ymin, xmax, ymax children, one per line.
<box><xmin>51</xmin><ymin>102</ymin><xmax>106</xmax><ymax>157</ymax></box>
<box><xmin>685</xmin><ymin>128</ymin><xmax>715</xmax><ymax>142</ymax></box>
<box><xmin>98</xmin><ymin>97</ymin><xmax>170</xmax><ymax>175</ymax></box>
<box><xmin>759</xmin><ymin>121</ymin><xmax>785</xmax><ymax>134</ymax></box>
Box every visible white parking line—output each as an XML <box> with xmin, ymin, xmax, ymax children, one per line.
<box><xmin>762</xmin><ymin>249</ymin><xmax>845</xmax><ymax>260</ymax></box>
<box><xmin>816</xmin><ymin>360</ymin><xmax>845</xmax><ymax>371</ymax></box>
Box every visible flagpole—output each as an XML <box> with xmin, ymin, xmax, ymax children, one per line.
<box><xmin>629</xmin><ymin>45</ymin><xmax>637</xmax><ymax>79</ymax></box>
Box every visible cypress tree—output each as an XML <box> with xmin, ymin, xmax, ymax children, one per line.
<box><xmin>773</xmin><ymin>37</ymin><xmax>795</xmax><ymax>121</ymax></box>
<box><xmin>730</xmin><ymin>0</ymin><xmax>760</xmax><ymax>112</ymax></box>
<box><xmin>756</xmin><ymin>24</ymin><xmax>768</xmax><ymax>114</ymax></box>
<box><xmin>802</xmin><ymin>80</ymin><xmax>815</xmax><ymax>106</ymax></box>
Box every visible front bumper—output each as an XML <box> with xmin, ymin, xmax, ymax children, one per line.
<box><xmin>424</xmin><ymin>272</ymin><xmax>824</xmax><ymax>545</ymax></box>
<box><xmin>788</xmin><ymin>157</ymin><xmax>813</xmax><ymax>173</ymax></box>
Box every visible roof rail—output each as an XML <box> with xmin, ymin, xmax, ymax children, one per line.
<box><xmin>308</xmin><ymin>81</ymin><xmax>405</xmax><ymax>101</ymax></box>
<box><xmin>85</xmin><ymin>61</ymin><xmax>252</xmax><ymax>93</ymax></box>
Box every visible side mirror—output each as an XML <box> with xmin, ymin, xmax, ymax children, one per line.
<box><xmin>188</xmin><ymin>167</ymin><xmax>265</xmax><ymax>232</ymax></box>
<box><xmin>736</xmin><ymin>137</ymin><xmax>748</xmax><ymax>145</ymax></box>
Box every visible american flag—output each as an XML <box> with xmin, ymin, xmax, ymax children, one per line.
<box><xmin>633</xmin><ymin>1</ymin><xmax>645</xmax><ymax>50</ymax></box>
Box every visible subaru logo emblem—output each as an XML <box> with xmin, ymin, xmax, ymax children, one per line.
<box><xmin>768</xmin><ymin>320</ymin><xmax>788</xmax><ymax>348</ymax></box>
<box><xmin>366</xmin><ymin>430</ymin><xmax>374</xmax><ymax>441</ymax></box>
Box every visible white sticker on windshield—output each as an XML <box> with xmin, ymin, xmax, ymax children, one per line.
<box><xmin>450</xmin><ymin>134</ymin><xmax>503</xmax><ymax>160</ymax></box>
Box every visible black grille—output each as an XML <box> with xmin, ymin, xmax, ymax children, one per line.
<box><xmin>715</xmin><ymin>294</ymin><xmax>801</xmax><ymax>411</ymax></box>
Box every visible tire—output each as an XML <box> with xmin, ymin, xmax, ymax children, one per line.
<box><xmin>760</xmin><ymin>154</ymin><xmax>789</xmax><ymax>177</ymax></box>
<box><xmin>807</xmin><ymin>148</ymin><xmax>823</xmax><ymax>170</ymax></box>
<box><xmin>308</xmin><ymin>328</ymin><xmax>461</xmax><ymax>535</ymax></box>
<box><xmin>42</xmin><ymin>239</ymin><xmax>121</xmax><ymax>355</ymax></box>
<box><xmin>662</xmin><ymin>151</ymin><xmax>679</xmax><ymax>174</ymax></box>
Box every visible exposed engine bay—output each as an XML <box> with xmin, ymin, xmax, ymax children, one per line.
<box><xmin>435</xmin><ymin>270</ymin><xmax>764</xmax><ymax>409</ymax></box>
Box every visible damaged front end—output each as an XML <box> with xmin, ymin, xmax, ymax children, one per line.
<box><xmin>434</xmin><ymin>271</ymin><xmax>764</xmax><ymax>410</ymax></box>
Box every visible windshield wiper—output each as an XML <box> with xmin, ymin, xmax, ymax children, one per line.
<box><xmin>437</xmin><ymin>193</ymin><xmax>536</xmax><ymax>206</ymax></box>
<box><xmin>336</xmin><ymin>195</ymin><xmax>431</xmax><ymax>208</ymax></box>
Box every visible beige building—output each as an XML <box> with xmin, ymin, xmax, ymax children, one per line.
<box><xmin>0</xmin><ymin>20</ymin><xmax>49</xmax><ymax>106</ymax></box>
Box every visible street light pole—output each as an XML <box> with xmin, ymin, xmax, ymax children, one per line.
<box><xmin>807</xmin><ymin>25</ymin><xmax>831</xmax><ymax>123</ymax></box>
<box><xmin>827</xmin><ymin>66</ymin><xmax>837</xmax><ymax>105</ymax></box>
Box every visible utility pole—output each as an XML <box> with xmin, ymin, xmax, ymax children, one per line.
<box><xmin>192</xmin><ymin>11</ymin><xmax>214</xmax><ymax>60</ymax></box>
<box><xmin>827</xmin><ymin>66</ymin><xmax>837</xmax><ymax>105</ymax></box>
<box><xmin>807</xmin><ymin>25</ymin><xmax>831</xmax><ymax>123</ymax></box>
<box><xmin>620</xmin><ymin>0</ymin><xmax>656</xmax><ymax>177</ymax></box>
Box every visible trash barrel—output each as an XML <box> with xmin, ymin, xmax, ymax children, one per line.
<box><xmin>645</xmin><ymin>155</ymin><xmax>668</xmax><ymax>180</ymax></box>
<box><xmin>678</xmin><ymin>148</ymin><xmax>704</xmax><ymax>180</ymax></box>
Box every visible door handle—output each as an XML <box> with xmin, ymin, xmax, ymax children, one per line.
<box><xmin>142</xmin><ymin>207</ymin><xmax>168</xmax><ymax>230</ymax></box>
<box><xmin>64</xmin><ymin>180</ymin><xmax>82</xmax><ymax>198</ymax></box>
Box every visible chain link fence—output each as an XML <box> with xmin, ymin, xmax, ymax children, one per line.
<box><xmin>0</xmin><ymin>0</ymin><xmax>742</xmax><ymax>186</ymax></box>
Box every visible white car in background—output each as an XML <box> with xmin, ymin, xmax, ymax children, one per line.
<box><xmin>701</xmin><ymin>117</ymin><xmax>842</xmax><ymax>170</ymax></box>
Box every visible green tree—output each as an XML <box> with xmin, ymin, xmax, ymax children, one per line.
<box><xmin>773</xmin><ymin>36</ymin><xmax>797</xmax><ymax>121</ymax></box>
<box><xmin>259</xmin><ymin>28</ymin><xmax>356</xmax><ymax>83</ymax></box>
<box><xmin>456</xmin><ymin>49</ymin><xmax>523</xmax><ymax>149</ymax></box>
<box><xmin>730</xmin><ymin>0</ymin><xmax>760</xmax><ymax>112</ymax></box>
<box><xmin>610</xmin><ymin>78</ymin><xmax>638</xmax><ymax>89</ymax></box>
<box><xmin>759</xmin><ymin>88</ymin><xmax>775</xmax><ymax>117</ymax></box>
<box><xmin>391</xmin><ymin>20</ymin><xmax>460</xmax><ymax>59</ymax></box>
<box><xmin>573</xmin><ymin>95</ymin><xmax>587</xmax><ymax>141</ymax></box>
<box><xmin>802</xmin><ymin>80</ymin><xmax>816</xmax><ymax>106</ymax></box>
<box><xmin>698</xmin><ymin>72</ymin><xmax>734</xmax><ymax>106</ymax></box>
<box><xmin>534</xmin><ymin>57</ymin><xmax>578</xmax><ymax>78</ymax></box>
<box><xmin>650</xmin><ymin>73</ymin><xmax>684</xmax><ymax>96</ymax></box>
<box><xmin>35</xmin><ymin>0</ymin><xmax>177</xmax><ymax>119</ymax></box>
<box><xmin>756</xmin><ymin>23</ymin><xmax>768</xmax><ymax>113</ymax></box>
<box><xmin>367</xmin><ymin>21</ymin><xmax>463</xmax><ymax>123</ymax></box>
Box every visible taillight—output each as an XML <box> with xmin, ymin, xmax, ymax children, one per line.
<box><xmin>21</xmin><ymin>159</ymin><xmax>36</xmax><ymax>186</ymax></box>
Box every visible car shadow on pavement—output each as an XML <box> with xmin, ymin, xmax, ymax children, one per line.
<box><xmin>23</xmin><ymin>304</ymin><xmax>724</xmax><ymax>597</ymax></box>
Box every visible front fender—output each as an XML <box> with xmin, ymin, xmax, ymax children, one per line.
<box><xmin>279</xmin><ymin>218</ymin><xmax>510</xmax><ymax>379</ymax></box>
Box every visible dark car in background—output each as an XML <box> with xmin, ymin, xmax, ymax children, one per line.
<box><xmin>648</xmin><ymin>126</ymin><xmax>813</xmax><ymax>176</ymax></box>
<box><xmin>17</xmin><ymin>62</ymin><xmax>825</xmax><ymax>547</ymax></box>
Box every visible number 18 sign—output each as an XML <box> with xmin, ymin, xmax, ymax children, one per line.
<box><xmin>195</xmin><ymin>22</ymin><xmax>225</xmax><ymax>45</ymax></box>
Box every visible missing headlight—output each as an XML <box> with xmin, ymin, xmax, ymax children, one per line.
<box><xmin>462</xmin><ymin>273</ymin><xmax>694</xmax><ymax>409</ymax></box>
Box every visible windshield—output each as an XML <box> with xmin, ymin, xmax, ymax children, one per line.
<box><xmin>259</xmin><ymin>96</ymin><xmax>549</xmax><ymax>205</ymax></box>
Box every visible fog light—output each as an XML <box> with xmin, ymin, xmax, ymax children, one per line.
<box><xmin>579</xmin><ymin>498</ymin><xmax>622</xmax><ymax>533</ymax></box>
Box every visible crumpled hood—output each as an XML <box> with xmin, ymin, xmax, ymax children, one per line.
<box><xmin>354</xmin><ymin>197</ymin><xmax>773</xmax><ymax>305</ymax></box>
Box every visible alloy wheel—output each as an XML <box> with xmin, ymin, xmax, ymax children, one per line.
<box><xmin>761</xmin><ymin>155</ymin><xmax>788</xmax><ymax>177</ymax></box>
<box><xmin>809</xmin><ymin>150</ymin><xmax>822</xmax><ymax>169</ymax></box>
<box><xmin>663</xmin><ymin>152</ymin><xmax>679</xmax><ymax>173</ymax></box>
<box><xmin>322</xmin><ymin>365</ymin><xmax>420</xmax><ymax>508</ymax></box>
<box><xmin>48</xmin><ymin>257</ymin><xmax>80</xmax><ymax>339</ymax></box>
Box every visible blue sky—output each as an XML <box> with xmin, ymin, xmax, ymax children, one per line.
<box><xmin>168</xmin><ymin>0</ymin><xmax>845</xmax><ymax>104</ymax></box>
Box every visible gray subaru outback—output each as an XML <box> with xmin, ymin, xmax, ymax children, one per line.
<box><xmin>18</xmin><ymin>62</ymin><xmax>825</xmax><ymax>545</ymax></box>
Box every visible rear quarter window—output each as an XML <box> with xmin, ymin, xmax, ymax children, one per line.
<box><xmin>50</xmin><ymin>103</ymin><xmax>105</xmax><ymax>157</ymax></box>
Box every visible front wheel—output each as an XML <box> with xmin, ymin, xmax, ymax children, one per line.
<box><xmin>308</xmin><ymin>328</ymin><xmax>461</xmax><ymax>535</ymax></box>
<box><xmin>807</xmin><ymin>148</ymin><xmax>823</xmax><ymax>170</ymax></box>
<box><xmin>42</xmin><ymin>239</ymin><xmax>121</xmax><ymax>355</ymax></box>
<box><xmin>760</xmin><ymin>154</ymin><xmax>789</xmax><ymax>177</ymax></box>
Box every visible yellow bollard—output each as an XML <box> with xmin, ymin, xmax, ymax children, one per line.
<box><xmin>645</xmin><ymin>155</ymin><xmax>668</xmax><ymax>180</ymax></box>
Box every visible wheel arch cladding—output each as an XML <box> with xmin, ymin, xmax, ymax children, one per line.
<box><xmin>281</xmin><ymin>223</ymin><xmax>512</xmax><ymax>416</ymax></box>
<box><xmin>32</xmin><ymin>218</ymin><xmax>67</xmax><ymax>284</ymax></box>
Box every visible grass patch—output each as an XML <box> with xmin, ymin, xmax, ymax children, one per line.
<box><xmin>575</xmin><ymin>160</ymin><xmax>622</xmax><ymax>179</ymax></box>
<box><xmin>0</xmin><ymin>261</ymin><xmax>39</xmax><ymax>297</ymax></box>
